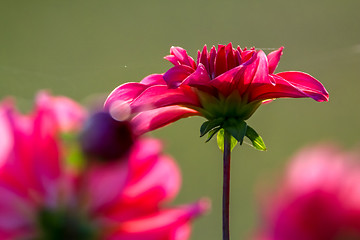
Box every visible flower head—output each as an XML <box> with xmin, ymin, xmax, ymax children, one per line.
<box><xmin>0</xmin><ymin>93</ymin><xmax>208</xmax><ymax>240</ymax></box>
<box><xmin>254</xmin><ymin>144</ymin><xmax>360</xmax><ymax>240</ymax></box>
<box><xmin>105</xmin><ymin>43</ymin><xmax>328</xmax><ymax>149</ymax></box>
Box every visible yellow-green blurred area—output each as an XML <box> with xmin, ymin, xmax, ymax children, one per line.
<box><xmin>1</xmin><ymin>0</ymin><xmax>359</xmax><ymax>239</ymax></box>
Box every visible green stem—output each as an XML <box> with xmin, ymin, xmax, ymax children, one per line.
<box><xmin>223</xmin><ymin>130</ymin><xmax>231</xmax><ymax>240</ymax></box>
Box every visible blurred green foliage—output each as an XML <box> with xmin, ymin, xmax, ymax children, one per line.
<box><xmin>1</xmin><ymin>1</ymin><xmax>360</xmax><ymax>239</ymax></box>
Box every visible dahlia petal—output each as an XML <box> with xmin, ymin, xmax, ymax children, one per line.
<box><xmin>164</xmin><ymin>55</ymin><xmax>181</xmax><ymax>66</ymax></box>
<box><xmin>122</xmin><ymin>154</ymin><xmax>181</xmax><ymax>207</ymax></box>
<box><xmin>169</xmin><ymin>47</ymin><xmax>195</xmax><ymax>68</ymax></box>
<box><xmin>140</xmin><ymin>74</ymin><xmax>166</xmax><ymax>86</ymax></box>
<box><xmin>241</xmin><ymin>49</ymin><xmax>256</xmax><ymax>63</ymax></box>
<box><xmin>250</xmin><ymin>50</ymin><xmax>270</xmax><ymax>84</ymax></box>
<box><xmin>130</xmin><ymin>85</ymin><xmax>200</xmax><ymax>113</ymax></box>
<box><xmin>199</xmin><ymin>45</ymin><xmax>209</xmax><ymax>72</ymax></box>
<box><xmin>211</xmin><ymin>65</ymin><xmax>245</xmax><ymax>96</ymax></box>
<box><xmin>214</xmin><ymin>45</ymin><xmax>227</xmax><ymax>77</ymax></box>
<box><xmin>235</xmin><ymin>47</ymin><xmax>242</xmax><ymax>65</ymax></box>
<box><xmin>85</xmin><ymin>162</ymin><xmax>128</xmax><ymax>212</ymax></box>
<box><xmin>226</xmin><ymin>42</ymin><xmax>237</xmax><ymax>70</ymax></box>
<box><xmin>209</xmin><ymin>46</ymin><xmax>216</xmax><ymax>79</ymax></box>
<box><xmin>0</xmin><ymin>105</ymin><xmax>13</xmax><ymax>167</ymax></box>
<box><xmin>249</xmin><ymin>74</ymin><xmax>325</xmax><ymax>102</ymax></box>
<box><xmin>113</xmin><ymin>200</ymin><xmax>209</xmax><ymax>240</ymax></box>
<box><xmin>163</xmin><ymin>65</ymin><xmax>195</xmax><ymax>89</ymax></box>
<box><xmin>240</xmin><ymin>50</ymin><xmax>271</xmax><ymax>96</ymax></box>
<box><xmin>104</xmin><ymin>82</ymin><xmax>149</xmax><ymax>110</ymax></box>
<box><xmin>35</xmin><ymin>91</ymin><xmax>86</xmax><ymax>132</ymax></box>
<box><xmin>1</xmin><ymin>101</ymin><xmax>62</xmax><ymax>197</ymax></box>
<box><xmin>182</xmin><ymin>63</ymin><xmax>212</xmax><ymax>89</ymax></box>
<box><xmin>276</xmin><ymin>71</ymin><xmax>329</xmax><ymax>102</ymax></box>
<box><xmin>267</xmin><ymin>47</ymin><xmax>284</xmax><ymax>74</ymax></box>
<box><xmin>0</xmin><ymin>185</ymin><xmax>33</xmax><ymax>232</ymax></box>
<box><xmin>131</xmin><ymin>106</ymin><xmax>199</xmax><ymax>135</ymax></box>
<box><xmin>128</xmin><ymin>139</ymin><xmax>163</xmax><ymax>181</ymax></box>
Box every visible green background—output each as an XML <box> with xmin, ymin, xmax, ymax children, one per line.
<box><xmin>1</xmin><ymin>1</ymin><xmax>360</xmax><ymax>239</ymax></box>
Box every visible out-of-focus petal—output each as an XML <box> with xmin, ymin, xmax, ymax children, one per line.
<box><xmin>122</xmin><ymin>154</ymin><xmax>181</xmax><ymax>208</ymax></box>
<box><xmin>109</xmin><ymin>200</ymin><xmax>209</xmax><ymax>240</ymax></box>
<box><xmin>0</xmin><ymin>185</ymin><xmax>34</xmax><ymax>234</ymax></box>
<box><xmin>267</xmin><ymin>47</ymin><xmax>284</xmax><ymax>74</ymax></box>
<box><xmin>0</xmin><ymin>103</ymin><xmax>13</xmax><ymax>167</ymax></box>
<box><xmin>35</xmin><ymin>91</ymin><xmax>87</xmax><ymax>132</ymax></box>
<box><xmin>131</xmin><ymin>106</ymin><xmax>199</xmax><ymax>135</ymax></box>
<box><xmin>85</xmin><ymin>162</ymin><xmax>128</xmax><ymax>213</ymax></box>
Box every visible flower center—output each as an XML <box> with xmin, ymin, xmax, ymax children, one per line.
<box><xmin>36</xmin><ymin>207</ymin><xmax>97</xmax><ymax>240</ymax></box>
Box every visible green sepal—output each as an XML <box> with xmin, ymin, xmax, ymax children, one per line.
<box><xmin>200</xmin><ymin>118</ymin><xmax>223</xmax><ymax>137</ymax></box>
<box><xmin>223</xmin><ymin>118</ymin><xmax>247</xmax><ymax>145</ymax></box>
<box><xmin>217</xmin><ymin>128</ymin><xmax>238</xmax><ymax>152</ymax></box>
<box><xmin>205</xmin><ymin>126</ymin><xmax>221</xmax><ymax>142</ymax></box>
<box><xmin>245</xmin><ymin>126</ymin><xmax>267</xmax><ymax>151</ymax></box>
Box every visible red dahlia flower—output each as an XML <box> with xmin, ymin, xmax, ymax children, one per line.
<box><xmin>254</xmin><ymin>145</ymin><xmax>360</xmax><ymax>240</ymax></box>
<box><xmin>0</xmin><ymin>93</ymin><xmax>208</xmax><ymax>240</ymax></box>
<box><xmin>105</xmin><ymin>43</ymin><xmax>328</xmax><ymax>149</ymax></box>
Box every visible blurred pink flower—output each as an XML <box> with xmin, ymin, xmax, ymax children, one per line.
<box><xmin>0</xmin><ymin>93</ymin><xmax>208</xmax><ymax>240</ymax></box>
<box><xmin>254</xmin><ymin>144</ymin><xmax>360</xmax><ymax>240</ymax></box>
<box><xmin>105</xmin><ymin>43</ymin><xmax>329</xmax><ymax>135</ymax></box>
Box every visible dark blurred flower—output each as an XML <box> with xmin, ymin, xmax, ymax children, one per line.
<box><xmin>80</xmin><ymin>111</ymin><xmax>134</xmax><ymax>161</ymax></box>
<box><xmin>0</xmin><ymin>93</ymin><xmax>208</xmax><ymax>240</ymax></box>
<box><xmin>105</xmin><ymin>43</ymin><xmax>328</xmax><ymax>143</ymax></box>
<box><xmin>254</xmin><ymin>144</ymin><xmax>360</xmax><ymax>240</ymax></box>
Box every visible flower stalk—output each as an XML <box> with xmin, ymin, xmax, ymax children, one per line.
<box><xmin>223</xmin><ymin>130</ymin><xmax>232</xmax><ymax>240</ymax></box>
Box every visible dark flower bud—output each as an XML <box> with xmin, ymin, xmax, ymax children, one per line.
<box><xmin>80</xmin><ymin>111</ymin><xmax>134</xmax><ymax>161</ymax></box>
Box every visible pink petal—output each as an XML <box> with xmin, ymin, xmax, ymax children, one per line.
<box><xmin>181</xmin><ymin>63</ymin><xmax>212</xmax><ymax>90</ymax></box>
<box><xmin>35</xmin><ymin>91</ymin><xmax>87</xmax><ymax>133</ymax></box>
<box><xmin>240</xmin><ymin>50</ymin><xmax>271</xmax><ymax>96</ymax></box>
<box><xmin>164</xmin><ymin>55</ymin><xmax>181</xmax><ymax>66</ymax></box>
<box><xmin>214</xmin><ymin>45</ymin><xmax>227</xmax><ymax>78</ymax></box>
<box><xmin>209</xmin><ymin>46</ymin><xmax>217</xmax><ymax>79</ymax></box>
<box><xmin>85</xmin><ymin>161</ymin><xmax>128</xmax><ymax>213</ymax></box>
<box><xmin>127</xmin><ymin>139</ymin><xmax>163</xmax><ymax>181</ymax></box>
<box><xmin>211</xmin><ymin>64</ymin><xmax>245</xmax><ymax>96</ymax></box>
<box><xmin>0</xmin><ymin>104</ymin><xmax>13</xmax><ymax>167</ymax></box>
<box><xmin>131</xmin><ymin>106</ymin><xmax>199</xmax><ymax>135</ymax></box>
<box><xmin>198</xmin><ymin>45</ymin><xmax>209</xmax><ymax>73</ymax></box>
<box><xmin>140</xmin><ymin>74</ymin><xmax>167</xmax><ymax>86</ymax></box>
<box><xmin>130</xmin><ymin>85</ymin><xmax>200</xmax><ymax>113</ymax></box>
<box><xmin>276</xmin><ymin>71</ymin><xmax>329</xmax><ymax>102</ymax></box>
<box><xmin>168</xmin><ymin>47</ymin><xmax>196</xmax><ymax>68</ymax></box>
<box><xmin>225</xmin><ymin>42</ymin><xmax>237</xmax><ymax>70</ymax></box>
<box><xmin>249</xmin><ymin>74</ymin><xmax>325</xmax><ymax>102</ymax></box>
<box><xmin>1</xmin><ymin>101</ymin><xmax>62</xmax><ymax>198</ymax></box>
<box><xmin>267</xmin><ymin>47</ymin><xmax>284</xmax><ymax>74</ymax></box>
<box><xmin>104</xmin><ymin>82</ymin><xmax>149</xmax><ymax>110</ymax></box>
<box><xmin>0</xmin><ymin>184</ymin><xmax>34</xmax><ymax>234</ymax></box>
<box><xmin>110</xmin><ymin>199</ymin><xmax>209</xmax><ymax>240</ymax></box>
<box><xmin>122</xmin><ymin>154</ymin><xmax>181</xmax><ymax>208</ymax></box>
<box><xmin>241</xmin><ymin>49</ymin><xmax>256</xmax><ymax>63</ymax></box>
<box><xmin>163</xmin><ymin>65</ymin><xmax>195</xmax><ymax>89</ymax></box>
